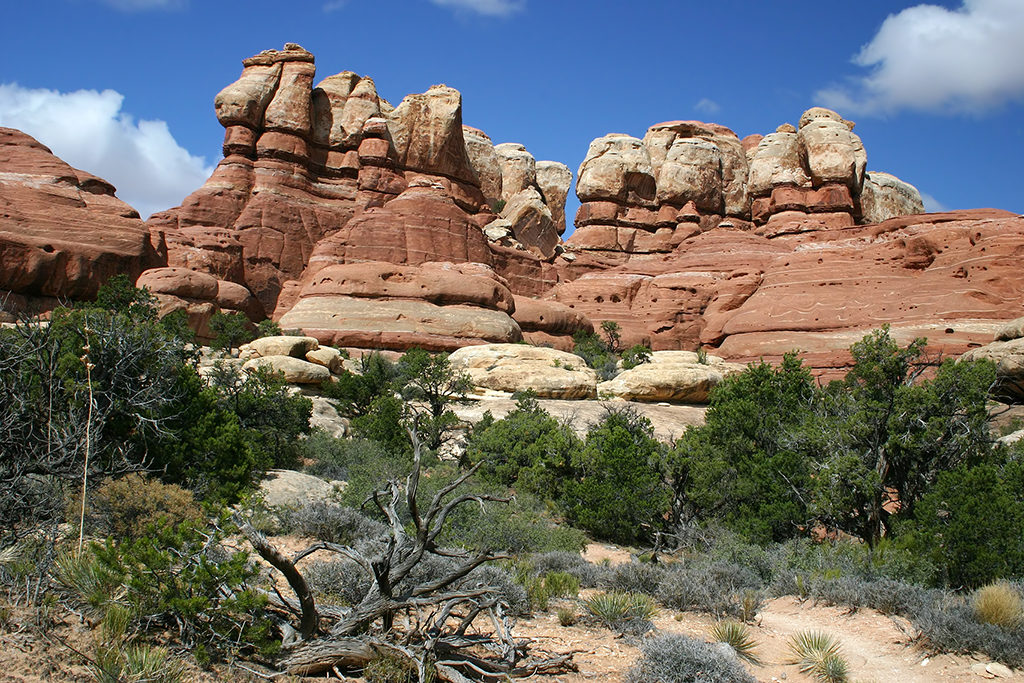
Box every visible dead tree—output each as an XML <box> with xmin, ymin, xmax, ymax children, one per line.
<box><xmin>237</xmin><ymin>428</ymin><xmax>577</xmax><ymax>681</ymax></box>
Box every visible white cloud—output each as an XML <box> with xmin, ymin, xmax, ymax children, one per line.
<box><xmin>0</xmin><ymin>84</ymin><xmax>214</xmax><ymax>219</ymax></box>
<box><xmin>429</xmin><ymin>0</ymin><xmax>524</xmax><ymax>17</ymax></box>
<box><xmin>323</xmin><ymin>0</ymin><xmax>348</xmax><ymax>11</ymax></box>
<box><xmin>694</xmin><ymin>98</ymin><xmax>721</xmax><ymax>115</ymax></box>
<box><xmin>920</xmin><ymin>192</ymin><xmax>949</xmax><ymax>213</ymax></box>
<box><xmin>101</xmin><ymin>0</ymin><xmax>186</xmax><ymax>10</ymax></box>
<box><xmin>816</xmin><ymin>0</ymin><xmax>1024</xmax><ymax>115</ymax></box>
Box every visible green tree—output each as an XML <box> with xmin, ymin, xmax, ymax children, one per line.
<box><xmin>208</xmin><ymin>311</ymin><xmax>255</xmax><ymax>350</ymax></box>
<box><xmin>561</xmin><ymin>407</ymin><xmax>669</xmax><ymax>545</ymax></box>
<box><xmin>467</xmin><ymin>391</ymin><xmax>580</xmax><ymax>501</ymax></box>
<box><xmin>396</xmin><ymin>347</ymin><xmax>472</xmax><ymax>450</ymax></box>
<box><xmin>669</xmin><ymin>353</ymin><xmax>816</xmax><ymax>545</ymax></box>
<box><xmin>896</xmin><ymin>448</ymin><xmax>1024</xmax><ymax>588</ymax></box>
<box><xmin>322</xmin><ymin>351</ymin><xmax>399</xmax><ymax>419</ymax></box>
<box><xmin>811</xmin><ymin>327</ymin><xmax>995</xmax><ymax>546</ymax></box>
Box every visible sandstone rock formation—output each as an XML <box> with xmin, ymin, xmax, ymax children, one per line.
<box><xmin>597</xmin><ymin>351</ymin><xmax>744</xmax><ymax>403</ymax></box>
<box><xmin>150</xmin><ymin>45</ymin><xmax>569</xmax><ymax>318</ymax></box>
<box><xmin>962</xmin><ymin>318</ymin><xmax>1024</xmax><ymax>402</ymax></box>
<box><xmin>448</xmin><ymin>344</ymin><xmax>597</xmax><ymax>399</ymax></box>
<box><xmin>568</xmin><ymin>108</ymin><xmax>924</xmax><ymax>269</ymax></box>
<box><xmin>278</xmin><ymin>261</ymin><xmax>522</xmax><ymax>351</ymax></box>
<box><xmin>0</xmin><ymin>127</ymin><xmax>163</xmax><ymax>313</ymax></box>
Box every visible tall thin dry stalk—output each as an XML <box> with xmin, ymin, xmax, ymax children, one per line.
<box><xmin>78</xmin><ymin>326</ymin><xmax>95</xmax><ymax>556</ymax></box>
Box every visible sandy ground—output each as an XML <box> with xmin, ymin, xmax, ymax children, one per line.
<box><xmin>1</xmin><ymin>542</ymin><xmax>1012</xmax><ymax>682</ymax></box>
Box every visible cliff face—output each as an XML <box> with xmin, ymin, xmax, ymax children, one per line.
<box><xmin>4</xmin><ymin>44</ymin><xmax>1021</xmax><ymax>371</ymax></box>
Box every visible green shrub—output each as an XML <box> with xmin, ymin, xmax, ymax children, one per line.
<box><xmin>656</xmin><ymin>561</ymin><xmax>762</xmax><ymax>618</ymax></box>
<box><xmin>278</xmin><ymin>502</ymin><xmax>386</xmax><ymax>545</ymax></box>
<box><xmin>626</xmin><ymin>632</ymin><xmax>758</xmax><ymax>683</ymax></box>
<box><xmin>557</xmin><ymin>607</ymin><xmax>577</xmax><ymax>626</ymax></box>
<box><xmin>621</xmin><ymin>344</ymin><xmax>652</xmax><ymax>370</ymax></box>
<box><xmin>208</xmin><ymin>311</ymin><xmax>255</xmax><ymax>350</ymax></box>
<box><xmin>572</xmin><ymin>330</ymin><xmax>618</xmax><ymax>381</ymax></box>
<box><xmin>91</xmin><ymin>517</ymin><xmax>272</xmax><ymax>659</ymax></box>
<box><xmin>86</xmin><ymin>474</ymin><xmax>203</xmax><ymax>541</ymax></box>
<box><xmin>363</xmin><ymin>650</ymin><xmax>417</xmax><ymax>683</ymax></box>
<box><xmin>561</xmin><ymin>407</ymin><xmax>669</xmax><ymax>545</ymax></box>
<box><xmin>256</xmin><ymin>319</ymin><xmax>283</xmax><ymax>338</ymax></box>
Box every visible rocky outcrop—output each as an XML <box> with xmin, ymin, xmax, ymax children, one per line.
<box><xmin>137</xmin><ymin>45</ymin><xmax>568</xmax><ymax>336</ymax></box>
<box><xmin>0</xmin><ymin>128</ymin><xmax>163</xmax><ymax>311</ymax></box>
<box><xmin>598</xmin><ymin>351</ymin><xmax>744</xmax><ymax>403</ymax></box>
<box><xmin>150</xmin><ymin>45</ymin><xmax>569</xmax><ymax>320</ymax></box>
<box><xmin>278</xmin><ymin>261</ymin><xmax>522</xmax><ymax>351</ymax></box>
<box><xmin>568</xmin><ymin>107</ymin><xmax>923</xmax><ymax>266</ymax></box>
<box><xmin>512</xmin><ymin>297</ymin><xmax>593</xmax><ymax>351</ymax></box>
<box><xmin>448</xmin><ymin>344</ymin><xmax>597</xmax><ymax>399</ymax></box>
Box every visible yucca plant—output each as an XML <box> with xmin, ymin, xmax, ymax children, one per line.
<box><xmin>786</xmin><ymin>630</ymin><xmax>849</xmax><ymax>683</ymax></box>
<box><xmin>710</xmin><ymin>620</ymin><xmax>762</xmax><ymax>666</ymax></box>
<box><xmin>972</xmin><ymin>582</ymin><xmax>1024</xmax><ymax>630</ymax></box>
<box><xmin>585</xmin><ymin>591</ymin><xmax>657</xmax><ymax>630</ymax></box>
<box><xmin>92</xmin><ymin>644</ymin><xmax>185</xmax><ymax>683</ymax></box>
<box><xmin>52</xmin><ymin>550</ymin><xmax>126</xmax><ymax>618</ymax></box>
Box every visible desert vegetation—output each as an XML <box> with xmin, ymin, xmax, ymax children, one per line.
<box><xmin>2</xmin><ymin>275</ymin><xmax>1024</xmax><ymax>681</ymax></box>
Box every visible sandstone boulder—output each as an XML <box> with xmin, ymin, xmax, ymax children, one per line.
<box><xmin>576</xmin><ymin>135</ymin><xmax>656</xmax><ymax>205</ymax></box>
<box><xmin>243</xmin><ymin>355</ymin><xmax>332</xmax><ymax>384</ymax></box>
<box><xmin>137</xmin><ymin>267</ymin><xmax>219</xmax><ymax>300</ymax></box>
<box><xmin>279</xmin><ymin>261</ymin><xmax>522</xmax><ymax>351</ymax></box>
<box><xmin>512</xmin><ymin>297</ymin><xmax>594</xmax><ymax>350</ymax></box>
<box><xmin>961</xmin><ymin>339</ymin><xmax>1024</xmax><ymax>402</ymax></box>
<box><xmin>996</xmin><ymin>316</ymin><xmax>1024</xmax><ymax>342</ymax></box>
<box><xmin>655</xmin><ymin>137</ymin><xmax>724</xmax><ymax>213</ymax></box>
<box><xmin>250</xmin><ymin>335</ymin><xmax>320</xmax><ymax>359</ymax></box>
<box><xmin>260</xmin><ymin>469</ymin><xmax>340</xmax><ymax>508</ymax></box>
<box><xmin>448</xmin><ymin>344</ymin><xmax>597</xmax><ymax>399</ymax></box>
<box><xmin>463</xmin><ymin>126</ymin><xmax>503</xmax><ymax>207</ymax></box>
<box><xmin>536</xmin><ymin>161</ymin><xmax>573</xmax><ymax>235</ymax></box>
<box><xmin>387</xmin><ymin>85</ymin><xmax>477</xmax><ymax>186</ymax></box>
<box><xmin>797</xmin><ymin>108</ymin><xmax>867</xmax><ymax>190</ymax></box>
<box><xmin>494</xmin><ymin>143</ymin><xmax>537</xmax><ymax>204</ymax></box>
<box><xmin>500</xmin><ymin>187</ymin><xmax>559</xmax><ymax>259</ymax></box>
<box><xmin>747</xmin><ymin>129</ymin><xmax>811</xmax><ymax>197</ymax></box>
<box><xmin>306</xmin><ymin>346</ymin><xmax>346</xmax><ymax>374</ymax></box>
<box><xmin>598</xmin><ymin>351</ymin><xmax>743</xmax><ymax>403</ymax></box>
<box><xmin>861</xmin><ymin>172</ymin><xmax>925</xmax><ymax>225</ymax></box>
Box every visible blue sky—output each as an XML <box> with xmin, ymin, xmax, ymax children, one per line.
<box><xmin>1</xmin><ymin>0</ymin><xmax>1022</xmax><ymax>224</ymax></box>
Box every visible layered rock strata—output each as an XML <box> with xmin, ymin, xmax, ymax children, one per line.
<box><xmin>0</xmin><ymin>128</ymin><xmax>163</xmax><ymax>315</ymax></box>
<box><xmin>150</xmin><ymin>44</ymin><xmax>570</xmax><ymax>318</ymax></box>
<box><xmin>567</xmin><ymin>109</ymin><xmax>925</xmax><ymax>269</ymax></box>
<box><xmin>448</xmin><ymin>344</ymin><xmax>597</xmax><ymax>399</ymax></box>
<box><xmin>278</xmin><ymin>261</ymin><xmax>522</xmax><ymax>351</ymax></box>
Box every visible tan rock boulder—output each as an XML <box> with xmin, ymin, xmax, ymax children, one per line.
<box><xmin>306</xmin><ymin>346</ymin><xmax>346</xmax><ymax>374</ymax></box>
<box><xmin>996</xmin><ymin>316</ymin><xmax>1024</xmax><ymax>342</ymax></box>
<box><xmin>259</xmin><ymin>469</ymin><xmax>341</xmax><ymax>508</ymax></box>
<box><xmin>494</xmin><ymin>143</ymin><xmax>537</xmax><ymax>204</ymax></box>
<box><xmin>137</xmin><ymin>267</ymin><xmax>219</xmax><ymax>300</ymax></box>
<box><xmin>448</xmin><ymin>344</ymin><xmax>597</xmax><ymax>399</ymax></box>
<box><xmin>311</xmin><ymin>71</ymin><xmax>362</xmax><ymax>148</ymax></box>
<box><xmin>463</xmin><ymin>126</ymin><xmax>503</xmax><ymax>207</ymax></box>
<box><xmin>214</xmin><ymin>279</ymin><xmax>265</xmax><ymax>321</ymax></box>
<box><xmin>500</xmin><ymin>187</ymin><xmax>559</xmax><ymax>259</ymax></box>
<box><xmin>387</xmin><ymin>85</ymin><xmax>477</xmax><ymax>185</ymax></box>
<box><xmin>214</xmin><ymin>62</ymin><xmax>283</xmax><ymax>129</ymax></box>
<box><xmin>338</xmin><ymin>77</ymin><xmax>383</xmax><ymax>149</ymax></box>
<box><xmin>598</xmin><ymin>351</ymin><xmax>743</xmax><ymax>403</ymax></box>
<box><xmin>655</xmin><ymin>137</ymin><xmax>724</xmax><ymax>213</ymax></box>
<box><xmin>747</xmin><ymin>129</ymin><xmax>811</xmax><ymax>197</ymax></box>
<box><xmin>860</xmin><ymin>172</ymin><xmax>925</xmax><ymax>225</ymax></box>
<box><xmin>961</xmin><ymin>339</ymin><xmax>1024</xmax><ymax>402</ymax></box>
<box><xmin>797</xmin><ymin>108</ymin><xmax>867</xmax><ymax>190</ymax></box>
<box><xmin>536</xmin><ymin>161</ymin><xmax>573</xmax><ymax>235</ymax></box>
<box><xmin>576</xmin><ymin>134</ymin><xmax>656</xmax><ymax>205</ymax></box>
<box><xmin>264</xmin><ymin>59</ymin><xmax>316</xmax><ymax>136</ymax></box>
<box><xmin>243</xmin><ymin>355</ymin><xmax>332</xmax><ymax>384</ymax></box>
<box><xmin>280</xmin><ymin>297</ymin><xmax>522</xmax><ymax>351</ymax></box>
<box><xmin>250</xmin><ymin>335</ymin><xmax>320</xmax><ymax>359</ymax></box>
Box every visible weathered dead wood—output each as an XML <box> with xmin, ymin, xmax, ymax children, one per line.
<box><xmin>280</xmin><ymin>637</ymin><xmax>377</xmax><ymax>676</ymax></box>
